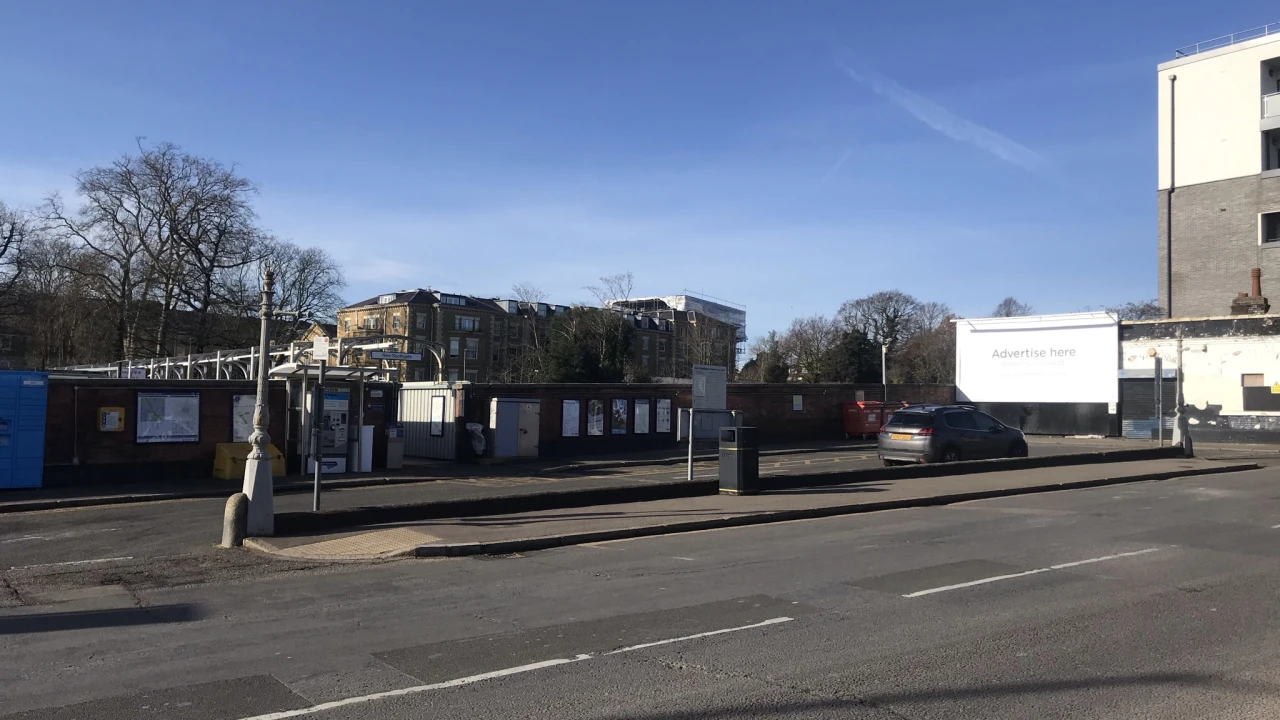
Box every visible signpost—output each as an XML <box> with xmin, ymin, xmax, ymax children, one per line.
<box><xmin>312</xmin><ymin>336</ymin><xmax>330</xmax><ymax>363</ymax></box>
<box><xmin>312</xmin><ymin>359</ymin><xmax>326</xmax><ymax>512</ymax></box>
<box><xmin>371</xmin><ymin>350</ymin><xmax>423</xmax><ymax>362</ymax></box>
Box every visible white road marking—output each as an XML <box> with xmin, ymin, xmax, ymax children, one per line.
<box><xmin>9</xmin><ymin>556</ymin><xmax>134</xmax><ymax>570</ymax></box>
<box><xmin>0</xmin><ymin>527</ymin><xmax>120</xmax><ymax>545</ymax></box>
<box><xmin>903</xmin><ymin>549</ymin><xmax>1161</xmax><ymax>598</ymax></box>
<box><xmin>604</xmin><ymin>616</ymin><xmax>792</xmax><ymax>655</ymax></box>
<box><xmin>672</xmin><ymin>556</ymin><xmax>695</xmax><ymax>561</ymax></box>
<box><xmin>0</xmin><ymin>535</ymin><xmax>45</xmax><ymax>545</ymax></box>
<box><xmin>235</xmin><ymin>616</ymin><xmax>794</xmax><ymax>720</ymax></box>
<box><xmin>1270</xmin><ymin>524</ymin><xmax>1280</xmax><ymax>529</ymax></box>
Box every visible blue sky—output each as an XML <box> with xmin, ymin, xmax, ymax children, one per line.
<box><xmin>0</xmin><ymin>1</ymin><xmax>1272</xmax><ymax>340</ymax></box>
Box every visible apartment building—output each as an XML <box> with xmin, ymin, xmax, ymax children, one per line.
<box><xmin>337</xmin><ymin>289</ymin><xmax>509</xmax><ymax>382</ymax></box>
<box><xmin>1159</xmin><ymin>24</ymin><xmax>1280</xmax><ymax>317</ymax></box>
<box><xmin>607</xmin><ymin>294</ymin><xmax>746</xmax><ymax>378</ymax></box>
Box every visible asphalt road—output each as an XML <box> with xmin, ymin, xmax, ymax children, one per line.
<box><xmin>0</xmin><ymin>438</ymin><xmax>1139</xmax><ymax>575</ymax></box>
<box><xmin>4</xmin><ymin>464</ymin><xmax>1280</xmax><ymax>718</ymax></box>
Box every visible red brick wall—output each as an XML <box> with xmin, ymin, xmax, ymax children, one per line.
<box><xmin>463</xmin><ymin>382</ymin><xmax>955</xmax><ymax>457</ymax></box>
<box><xmin>43</xmin><ymin>378</ymin><xmax>288</xmax><ymax>485</ymax></box>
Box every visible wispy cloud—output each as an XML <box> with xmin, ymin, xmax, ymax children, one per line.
<box><xmin>836</xmin><ymin>62</ymin><xmax>1045</xmax><ymax>172</ymax></box>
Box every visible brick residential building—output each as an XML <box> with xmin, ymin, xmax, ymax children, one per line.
<box><xmin>1158</xmin><ymin>26</ymin><xmax>1280</xmax><ymax>317</ymax></box>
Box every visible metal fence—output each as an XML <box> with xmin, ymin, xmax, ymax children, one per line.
<box><xmin>1174</xmin><ymin>23</ymin><xmax>1280</xmax><ymax>58</ymax></box>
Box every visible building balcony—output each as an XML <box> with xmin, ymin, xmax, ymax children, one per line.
<box><xmin>1266</xmin><ymin>92</ymin><xmax>1280</xmax><ymax>119</ymax></box>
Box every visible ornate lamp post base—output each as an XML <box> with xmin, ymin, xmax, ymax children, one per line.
<box><xmin>242</xmin><ymin>267</ymin><xmax>277</xmax><ymax>536</ymax></box>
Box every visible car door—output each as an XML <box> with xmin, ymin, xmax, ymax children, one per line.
<box><xmin>968</xmin><ymin>411</ymin><xmax>1005</xmax><ymax>459</ymax></box>
<box><xmin>941</xmin><ymin>410</ymin><xmax>982</xmax><ymax>459</ymax></box>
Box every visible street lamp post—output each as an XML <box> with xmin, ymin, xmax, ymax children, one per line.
<box><xmin>242</xmin><ymin>266</ymin><xmax>276</xmax><ymax>536</ymax></box>
<box><xmin>881</xmin><ymin>343</ymin><xmax>888</xmax><ymax>401</ymax></box>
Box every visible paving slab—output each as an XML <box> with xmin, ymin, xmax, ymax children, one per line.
<box><xmin>245</xmin><ymin>457</ymin><xmax>1257</xmax><ymax>562</ymax></box>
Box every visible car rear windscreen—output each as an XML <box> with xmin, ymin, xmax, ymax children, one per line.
<box><xmin>887</xmin><ymin>412</ymin><xmax>932</xmax><ymax>428</ymax></box>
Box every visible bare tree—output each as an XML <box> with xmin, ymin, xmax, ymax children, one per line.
<box><xmin>1105</xmin><ymin>300</ymin><xmax>1162</xmax><ymax>321</ymax></box>
<box><xmin>0</xmin><ymin>202</ymin><xmax>29</xmax><ymax>308</ymax></box>
<box><xmin>912</xmin><ymin>301</ymin><xmax>953</xmax><ymax>334</ymax></box>
<box><xmin>992</xmin><ymin>296</ymin><xmax>1034</xmax><ymax>317</ymax></box>
<box><xmin>586</xmin><ymin>271</ymin><xmax>635</xmax><ymax>306</ymax></box>
<box><xmin>837</xmin><ymin>290</ymin><xmax>919</xmax><ymax>351</ymax></box>
<box><xmin>512</xmin><ymin>282</ymin><xmax>547</xmax><ymax>305</ymax></box>
<box><xmin>781</xmin><ymin>314</ymin><xmax>842</xmax><ymax>382</ymax></box>
<box><xmin>267</xmin><ymin>241</ymin><xmax>347</xmax><ymax>334</ymax></box>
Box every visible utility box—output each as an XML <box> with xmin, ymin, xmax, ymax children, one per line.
<box><xmin>213</xmin><ymin>442</ymin><xmax>285</xmax><ymax>480</ymax></box>
<box><xmin>386</xmin><ymin>423</ymin><xmax>404</xmax><ymax>470</ymax></box>
<box><xmin>0</xmin><ymin>372</ymin><xmax>48</xmax><ymax>489</ymax></box>
<box><xmin>718</xmin><ymin>426</ymin><xmax>760</xmax><ymax>495</ymax></box>
<box><xmin>489</xmin><ymin>398</ymin><xmax>540</xmax><ymax>458</ymax></box>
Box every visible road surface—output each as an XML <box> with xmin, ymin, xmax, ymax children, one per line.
<box><xmin>4</xmin><ymin>463</ymin><xmax>1280</xmax><ymax>718</ymax></box>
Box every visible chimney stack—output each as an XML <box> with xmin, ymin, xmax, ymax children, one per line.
<box><xmin>1231</xmin><ymin>268</ymin><xmax>1270</xmax><ymax>315</ymax></box>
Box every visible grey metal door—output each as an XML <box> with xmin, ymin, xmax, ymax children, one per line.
<box><xmin>399</xmin><ymin>382</ymin><xmax>457</xmax><ymax>459</ymax></box>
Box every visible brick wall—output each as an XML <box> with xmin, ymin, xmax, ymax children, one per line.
<box><xmin>1158</xmin><ymin>175</ymin><xmax>1280</xmax><ymax>318</ymax></box>
<box><xmin>43</xmin><ymin>378</ymin><xmax>288</xmax><ymax>486</ymax></box>
<box><xmin>463</xmin><ymin>382</ymin><xmax>955</xmax><ymax>458</ymax></box>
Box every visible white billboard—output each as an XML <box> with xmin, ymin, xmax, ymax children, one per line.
<box><xmin>954</xmin><ymin>312</ymin><xmax>1118</xmax><ymax>404</ymax></box>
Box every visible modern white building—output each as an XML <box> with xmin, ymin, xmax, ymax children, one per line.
<box><xmin>1158</xmin><ymin>24</ymin><xmax>1280</xmax><ymax>318</ymax></box>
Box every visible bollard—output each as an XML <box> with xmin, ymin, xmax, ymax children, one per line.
<box><xmin>220</xmin><ymin>492</ymin><xmax>248</xmax><ymax>548</ymax></box>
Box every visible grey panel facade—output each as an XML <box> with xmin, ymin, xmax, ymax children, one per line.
<box><xmin>1158</xmin><ymin>174</ymin><xmax>1280</xmax><ymax>318</ymax></box>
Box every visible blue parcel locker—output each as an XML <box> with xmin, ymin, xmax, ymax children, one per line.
<box><xmin>0</xmin><ymin>371</ymin><xmax>48</xmax><ymax>488</ymax></box>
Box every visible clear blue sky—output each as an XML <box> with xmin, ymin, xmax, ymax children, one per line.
<box><xmin>0</xmin><ymin>1</ymin><xmax>1271</xmax><ymax>339</ymax></box>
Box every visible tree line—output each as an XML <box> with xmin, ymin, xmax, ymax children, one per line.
<box><xmin>0</xmin><ymin>141</ymin><xmax>346</xmax><ymax>368</ymax></box>
<box><xmin>739</xmin><ymin>292</ymin><xmax>1161</xmax><ymax>385</ymax></box>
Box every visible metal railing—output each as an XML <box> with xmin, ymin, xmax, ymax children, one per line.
<box><xmin>1266</xmin><ymin>92</ymin><xmax>1280</xmax><ymax>119</ymax></box>
<box><xmin>1175</xmin><ymin>23</ymin><xmax>1280</xmax><ymax>58</ymax></box>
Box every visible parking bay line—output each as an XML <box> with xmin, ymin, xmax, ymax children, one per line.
<box><xmin>236</xmin><ymin>616</ymin><xmax>794</xmax><ymax>720</ymax></box>
<box><xmin>902</xmin><ymin>548</ymin><xmax>1161</xmax><ymax>598</ymax></box>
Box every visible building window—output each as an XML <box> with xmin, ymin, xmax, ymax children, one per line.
<box><xmin>1266</xmin><ymin>129</ymin><xmax>1280</xmax><ymax>172</ymax></box>
<box><xmin>465</xmin><ymin>337</ymin><xmax>479</xmax><ymax>359</ymax></box>
<box><xmin>392</xmin><ymin>314</ymin><xmax>400</xmax><ymax>331</ymax></box>
<box><xmin>378</xmin><ymin>294</ymin><xmax>396</xmax><ymax>305</ymax></box>
<box><xmin>492</xmin><ymin>346</ymin><xmax>501</xmax><ymax>361</ymax></box>
<box><xmin>658</xmin><ymin>338</ymin><xmax>667</xmax><ymax>354</ymax></box>
<box><xmin>449</xmin><ymin>337</ymin><xmax>460</xmax><ymax>357</ymax></box>
<box><xmin>464</xmin><ymin>369</ymin><xmax>479</xmax><ymax>383</ymax></box>
<box><xmin>413</xmin><ymin>367</ymin><xmax>426</xmax><ymax>381</ymax></box>
<box><xmin>442</xmin><ymin>295</ymin><xmax>466</xmax><ymax>306</ymax></box>
<box><xmin>641</xmin><ymin>354</ymin><xmax>649</xmax><ymax>368</ymax></box>
<box><xmin>448</xmin><ymin>368</ymin><xmax>459</xmax><ymax>382</ymax></box>
<box><xmin>1263</xmin><ymin>211</ymin><xmax>1280</xmax><ymax>245</ymax></box>
<box><xmin>363</xmin><ymin>316</ymin><xmax>381</xmax><ymax>330</ymax></box>
<box><xmin>454</xmin><ymin>316</ymin><xmax>480</xmax><ymax>332</ymax></box>
<box><xmin>641</xmin><ymin>336</ymin><xmax>650</xmax><ymax>351</ymax></box>
<box><xmin>342</xmin><ymin>319</ymin><xmax>350</xmax><ymax>334</ymax></box>
<box><xmin>1243</xmin><ymin>373</ymin><xmax>1266</xmax><ymax>387</ymax></box>
<box><xmin>416</xmin><ymin>313</ymin><xmax>427</xmax><ymax>330</ymax></box>
<box><xmin>508</xmin><ymin>324</ymin><xmax>521</xmax><ymax>340</ymax></box>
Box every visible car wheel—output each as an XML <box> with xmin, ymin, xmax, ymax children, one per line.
<box><xmin>1009</xmin><ymin>440</ymin><xmax>1028</xmax><ymax>458</ymax></box>
<box><xmin>882</xmin><ymin>459</ymin><xmax>900</xmax><ymax>467</ymax></box>
<box><xmin>940</xmin><ymin>447</ymin><xmax>961</xmax><ymax>463</ymax></box>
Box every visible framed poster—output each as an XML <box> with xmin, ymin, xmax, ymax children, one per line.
<box><xmin>611</xmin><ymin>399</ymin><xmax>628</xmax><ymax>435</ymax></box>
<box><xmin>232</xmin><ymin>394</ymin><xmax>255</xmax><ymax>442</ymax></box>
<box><xmin>136</xmin><ymin>392</ymin><xmax>200</xmax><ymax>444</ymax></box>
<box><xmin>587</xmin><ymin>399</ymin><xmax>604</xmax><ymax>436</ymax></box>
<box><xmin>429</xmin><ymin>395</ymin><xmax>446</xmax><ymax>437</ymax></box>
<box><xmin>562</xmin><ymin>399</ymin><xmax>580</xmax><ymax>437</ymax></box>
<box><xmin>634</xmin><ymin>399</ymin><xmax>650</xmax><ymax>434</ymax></box>
<box><xmin>656</xmin><ymin>398</ymin><xmax>672</xmax><ymax>433</ymax></box>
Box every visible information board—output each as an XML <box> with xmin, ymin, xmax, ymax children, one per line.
<box><xmin>137</xmin><ymin>392</ymin><xmax>200</xmax><ymax>444</ymax></box>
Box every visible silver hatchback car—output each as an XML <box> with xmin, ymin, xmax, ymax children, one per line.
<box><xmin>878</xmin><ymin>405</ymin><xmax>1028</xmax><ymax>466</ymax></box>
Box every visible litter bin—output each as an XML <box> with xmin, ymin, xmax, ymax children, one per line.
<box><xmin>386</xmin><ymin>422</ymin><xmax>405</xmax><ymax>470</ymax></box>
<box><xmin>718</xmin><ymin>426</ymin><xmax>760</xmax><ymax>495</ymax></box>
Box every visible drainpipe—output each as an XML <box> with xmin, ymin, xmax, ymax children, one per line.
<box><xmin>1167</xmin><ymin>74</ymin><xmax>1177</xmax><ymax>319</ymax></box>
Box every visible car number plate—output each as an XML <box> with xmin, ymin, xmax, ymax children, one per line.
<box><xmin>890</xmin><ymin>433</ymin><xmax>912</xmax><ymax>440</ymax></box>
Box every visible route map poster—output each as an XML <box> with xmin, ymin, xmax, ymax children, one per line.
<box><xmin>137</xmin><ymin>392</ymin><xmax>200</xmax><ymax>444</ymax></box>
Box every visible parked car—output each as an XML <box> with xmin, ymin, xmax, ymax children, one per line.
<box><xmin>877</xmin><ymin>405</ymin><xmax>1027</xmax><ymax>466</ymax></box>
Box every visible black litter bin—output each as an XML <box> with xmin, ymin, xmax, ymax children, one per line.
<box><xmin>719</xmin><ymin>426</ymin><xmax>760</xmax><ymax>495</ymax></box>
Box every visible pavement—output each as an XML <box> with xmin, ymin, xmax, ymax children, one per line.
<box><xmin>246</xmin><ymin>456</ymin><xmax>1257</xmax><ymax>560</ymax></box>
<box><xmin>0</xmin><ymin>440</ymin><xmax>878</xmax><ymax>513</ymax></box>
<box><xmin>3</xmin><ymin>463</ymin><xmax>1280</xmax><ymax>718</ymax></box>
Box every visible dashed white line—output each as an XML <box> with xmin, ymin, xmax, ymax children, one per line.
<box><xmin>234</xmin><ymin>616</ymin><xmax>794</xmax><ymax>720</ymax></box>
<box><xmin>903</xmin><ymin>548</ymin><xmax>1161</xmax><ymax>598</ymax></box>
<box><xmin>604</xmin><ymin>616</ymin><xmax>792</xmax><ymax>655</ymax></box>
<box><xmin>9</xmin><ymin>556</ymin><xmax>134</xmax><ymax>570</ymax></box>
